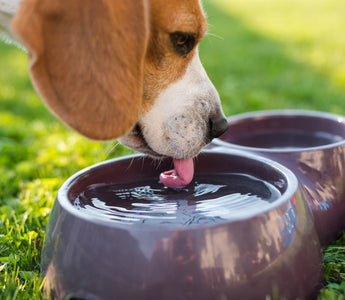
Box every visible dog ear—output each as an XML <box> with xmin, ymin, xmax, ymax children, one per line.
<box><xmin>11</xmin><ymin>0</ymin><xmax>149</xmax><ymax>140</ymax></box>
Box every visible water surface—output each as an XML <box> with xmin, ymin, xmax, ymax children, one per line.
<box><xmin>229</xmin><ymin>129</ymin><xmax>343</xmax><ymax>149</ymax></box>
<box><xmin>74</xmin><ymin>174</ymin><xmax>282</xmax><ymax>226</ymax></box>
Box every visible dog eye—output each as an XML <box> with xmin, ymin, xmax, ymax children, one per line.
<box><xmin>170</xmin><ymin>32</ymin><xmax>196</xmax><ymax>56</ymax></box>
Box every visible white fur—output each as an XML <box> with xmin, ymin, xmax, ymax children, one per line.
<box><xmin>119</xmin><ymin>51</ymin><xmax>225</xmax><ymax>159</ymax></box>
<box><xmin>0</xmin><ymin>1</ymin><xmax>226</xmax><ymax>160</ymax></box>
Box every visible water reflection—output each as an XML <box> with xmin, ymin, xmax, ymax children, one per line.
<box><xmin>74</xmin><ymin>174</ymin><xmax>281</xmax><ymax>226</ymax></box>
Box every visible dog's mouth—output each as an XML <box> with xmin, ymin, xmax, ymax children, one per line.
<box><xmin>119</xmin><ymin>124</ymin><xmax>195</xmax><ymax>188</ymax></box>
<box><xmin>131</xmin><ymin>124</ymin><xmax>164</xmax><ymax>159</ymax></box>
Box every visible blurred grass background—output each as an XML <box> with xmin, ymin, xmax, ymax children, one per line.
<box><xmin>1</xmin><ymin>0</ymin><xmax>345</xmax><ymax>298</ymax></box>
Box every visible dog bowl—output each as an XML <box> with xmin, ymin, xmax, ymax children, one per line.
<box><xmin>41</xmin><ymin>150</ymin><xmax>323</xmax><ymax>300</ymax></box>
<box><xmin>213</xmin><ymin>110</ymin><xmax>345</xmax><ymax>245</ymax></box>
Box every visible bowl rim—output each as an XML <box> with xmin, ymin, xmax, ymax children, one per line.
<box><xmin>56</xmin><ymin>149</ymin><xmax>298</xmax><ymax>230</ymax></box>
<box><xmin>213</xmin><ymin>109</ymin><xmax>345</xmax><ymax>153</ymax></box>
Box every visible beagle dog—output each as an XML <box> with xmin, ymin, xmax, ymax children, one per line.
<box><xmin>0</xmin><ymin>0</ymin><xmax>228</xmax><ymax>188</ymax></box>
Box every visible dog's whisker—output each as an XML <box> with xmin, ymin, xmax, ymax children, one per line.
<box><xmin>126</xmin><ymin>155</ymin><xmax>137</xmax><ymax>172</ymax></box>
<box><xmin>105</xmin><ymin>141</ymin><xmax>121</xmax><ymax>159</ymax></box>
<box><xmin>155</xmin><ymin>156</ymin><xmax>165</xmax><ymax>170</ymax></box>
<box><xmin>205</xmin><ymin>32</ymin><xmax>224</xmax><ymax>41</ymax></box>
<box><xmin>2</xmin><ymin>0</ymin><xmax>228</xmax><ymax>191</ymax></box>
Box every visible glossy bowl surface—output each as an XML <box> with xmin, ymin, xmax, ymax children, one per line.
<box><xmin>213</xmin><ymin>110</ymin><xmax>345</xmax><ymax>244</ymax></box>
<box><xmin>41</xmin><ymin>150</ymin><xmax>322</xmax><ymax>300</ymax></box>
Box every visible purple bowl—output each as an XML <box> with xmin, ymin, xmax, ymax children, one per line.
<box><xmin>41</xmin><ymin>150</ymin><xmax>323</xmax><ymax>300</ymax></box>
<box><xmin>213</xmin><ymin>110</ymin><xmax>345</xmax><ymax>245</ymax></box>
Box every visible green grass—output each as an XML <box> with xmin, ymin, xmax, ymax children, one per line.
<box><xmin>0</xmin><ymin>42</ymin><xmax>134</xmax><ymax>298</ymax></box>
<box><xmin>200</xmin><ymin>0</ymin><xmax>345</xmax><ymax>116</ymax></box>
<box><xmin>1</xmin><ymin>0</ymin><xmax>345</xmax><ymax>298</ymax></box>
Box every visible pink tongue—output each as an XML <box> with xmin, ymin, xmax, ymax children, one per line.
<box><xmin>160</xmin><ymin>158</ymin><xmax>194</xmax><ymax>188</ymax></box>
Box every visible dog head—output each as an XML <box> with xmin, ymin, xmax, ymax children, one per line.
<box><xmin>12</xmin><ymin>0</ymin><xmax>228</xmax><ymax>160</ymax></box>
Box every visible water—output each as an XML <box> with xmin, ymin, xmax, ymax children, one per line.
<box><xmin>229</xmin><ymin>129</ymin><xmax>343</xmax><ymax>149</ymax></box>
<box><xmin>74</xmin><ymin>174</ymin><xmax>282</xmax><ymax>226</ymax></box>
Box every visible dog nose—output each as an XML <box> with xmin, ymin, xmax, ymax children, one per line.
<box><xmin>209</xmin><ymin>117</ymin><xmax>229</xmax><ymax>139</ymax></box>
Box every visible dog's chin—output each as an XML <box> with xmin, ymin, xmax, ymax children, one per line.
<box><xmin>118</xmin><ymin>124</ymin><xmax>205</xmax><ymax>160</ymax></box>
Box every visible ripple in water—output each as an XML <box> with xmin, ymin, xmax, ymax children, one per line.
<box><xmin>74</xmin><ymin>174</ymin><xmax>282</xmax><ymax>226</ymax></box>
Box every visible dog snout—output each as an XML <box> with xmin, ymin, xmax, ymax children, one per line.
<box><xmin>209</xmin><ymin>117</ymin><xmax>228</xmax><ymax>139</ymax></box>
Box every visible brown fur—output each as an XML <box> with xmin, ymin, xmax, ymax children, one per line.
<box><xmin>11</xmin><ymin>0</ymin><xmax>206</xmax><ymax>140</ymax></box>
<box><xmin>142</xmin><ymin>0</ymin><xmax>207</xmax><ymax>113</ymax></box>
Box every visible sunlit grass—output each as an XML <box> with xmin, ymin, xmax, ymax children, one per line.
<box><xmin>1</xmin><ymin>0</ymin><xmax>345</xmax><ymax>298</ymax></box>
<box><xmin>200</xmin><ymin>0</ymin><xmax>345</xmax><ymax>116</ymax></box>
<box><xmin>213</xmin><ymin>0</ymin><xmax>345</xmax><ymax>89</ymax></box>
